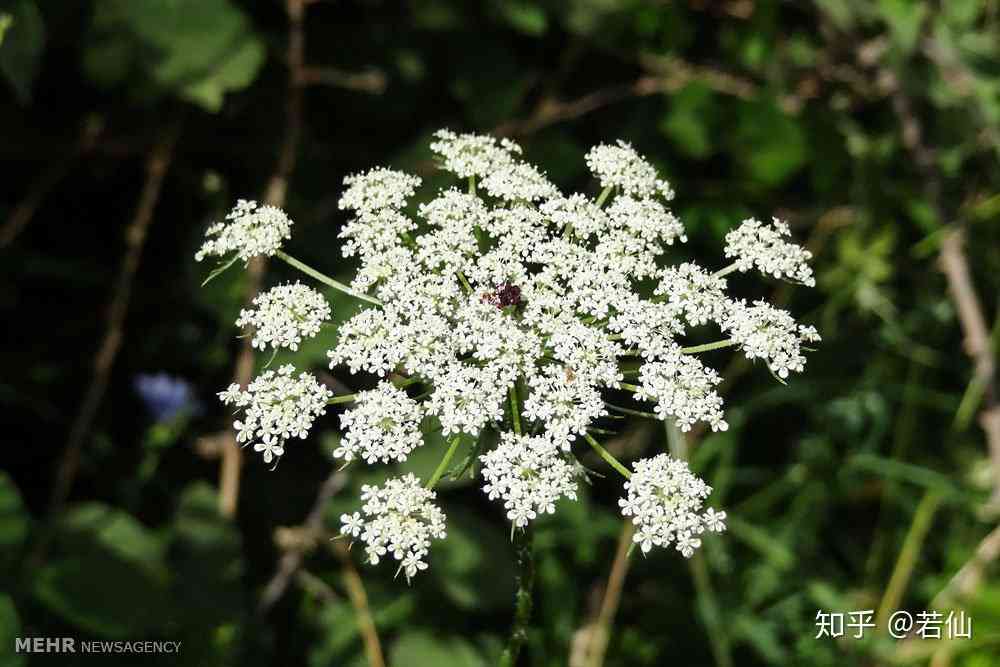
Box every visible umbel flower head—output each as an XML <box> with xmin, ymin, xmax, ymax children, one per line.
<box><xmin>218</xmin><ymin>365</ymin><xmax>331</xmax><ymax>466</ymax></box>
<box><xmin>195</xmin><ymin>199</ymin><xmax>292</xmax><ymax>263</ymax></box>
<box><xmin>235</xmin><ymin>282</ymin><xmax>331</xmax><ymax>351</ymax></box>
<box><xmin>340</xmin><ymin>474</ymin><xmax>447</xmax><ymax>581</ymax></box>
<box><xmin>480</xmin><ymin>432</ymin><xmax>580</xmax><ymax>527</ymax></box>
<box><xmin>199</xmin><ymin>129</ymin><xmax>821</xmax><ymax>580</ymax></box>
<box><xmin>335</xmin><ymin>381</ymin><xmax>424</xmax><ymax>464</ymax></box>
<box><xmin>620</xmin><ymin>454</ymin><xmax>726</xmax><ymax>557</ymax></box>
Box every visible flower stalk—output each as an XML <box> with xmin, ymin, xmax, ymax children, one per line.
<box><xmin>276</xmin><ymin>250</ymin><xmax>382</xmax><ymax>305</ymax></box>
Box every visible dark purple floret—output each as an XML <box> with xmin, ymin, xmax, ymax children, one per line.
<box><xmin>483</xmin><ymin>282</ymin><xmax>522</xmax><ymax>309</ymax></box>
<box><xmin>496</xmin><ymin>283</ymin><xmax>521</xmax><ymax>307</ymax></box>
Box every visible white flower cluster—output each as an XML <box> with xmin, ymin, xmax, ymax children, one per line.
<box><xmin>195</xmin><ymin>199</ymin><xmax>292</xmax><ymax>263</ymax></box>
<box><xmin>722</xmin><ymin>300</ymin><xmax>821</xmax><ymax>379</ymax></box>
<box><xmin>619</xmin><ymin>454</ymin><xmax>726</xmax><ymax>557</ymax></box>
<box><xmin>585</xmin><ymin>140</ymin><xmax>674</xmax><ymax>199</ymax></box>
<box><xmin>724</xmin><ymin>217</ymin><xmax>815</xmax><ymax>286</ymax></box>
<box><xmin>635</xmin><ymin>347</ymin><xmax>728</xmax><ymax>432</ymax></box>
<box><xmin>335</xmin><ymin>382</ymin><xmax>424</xmax><ymax>464</ymax></box>
<box><xmin>481</xmin><ymin>433</ymin><xmax>580</xmax><ymax>527</ymax></box>
<box><xmin>339</xmin><ymin>474</ymin><xmax>447</xmax><ymax>581</ymax></box>
<box><xmin>235</xmin><ymin>282</ymin><xmax>331</xmax><ymax>351</ymax></box>
<box><xmin>200</xmin><ymin>130</ymin><xmax>819</xmax><ymax>576</ymax></box>
<box><xmin>218</xmin><ymin>365</ymin><xmax>331</xmax><ymax>466</ymax></box>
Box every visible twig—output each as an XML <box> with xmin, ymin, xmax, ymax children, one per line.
<box><xmin>330</xmin><ymin>540</ymin><xmax>387</xmax><ymax>667</ymax></box>
<box><xmin>296</xmin><ymin>568</ymin><xmax>340</xmax><ymax>605</ymax></box>
<box><xmin>939</xmin><ymin>229</ymin><xmax>1000</xmax><ymax>505</ymax></box>
<box><xmin>259</xmin><ymin>469</ymin><xmax>348</xmax><ymax>612</ymax></box>
<box><xmin>930</xmin><ymin>523</ymin><xmax>1000</xmax><ymax>610</ymax></box>
<box><xmin>41</xmin><ymin>123</ymin><xmax>179</xmax><ymax>557</ymax></box>
<box><xmin>300</xmin><ymin>65</ymin><xmax>386</xmax><ymax>93</ymax></box>
<box><xmin>219</xmin><ymin>0</ymin><xmax>308</xmax><ymax>517</ymax></box>
<box><xmin>574</xmin><ymin>522</ymin><xmax>634</xmax><ymax>667</ymax></box>
<box><xmin>496</xmin><ymin>77</ymin><xmax>663</xmax><ymax>137</ymax></box>
<box><xmin>499</xmin><ymin>525</ymin><xmax>536</xmax><ymax>667</ymax></box>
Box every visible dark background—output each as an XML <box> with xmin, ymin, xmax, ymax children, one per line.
<box><xmin>1</xmin><ymin>0</ymin><xmax>1000</xmax><ymax>665</ymax></box>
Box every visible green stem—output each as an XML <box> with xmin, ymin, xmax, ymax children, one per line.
<box><xmin>620</xmin><ymin>382</ymin><xmax>641</xmax><ymax>393</ymax></box>
<box><xmin>594</xmin><ymin>185</ymin><xmax>613</xmax><ymax>208</ymax></box>
<box><xmin>276</xmin><ymin>250</ymin><xmax>382</xmax><ymax>306</ymax></box>
<box><xmin>468</xmin><ymin>175</ymin><xmax>476</xmax><ymax>196</ymax></box>
<box><xmin>876</xmin><ymin>490</ymin><xmax>942</xmax><ymax>629</ymax></box>
<box><xmin>712</xmin><ymin>262</ymin><xmax>740</xmax><ymax>279</ymax></box>
<box><xmin>424</xmin><ymin>435</ymin><xmax>462</xmax><ymax>490</ymax></box>
<box><xmin>679</xmin><ymin>339</ymin><xmax>736</xmax><ymax>354</ymax></box>
<box><xmin>457</xmin><ymin>271</ymin><xmax>473</xmax><ymax>294</ymax></box>
<box><xmin>498</xmin><ymin>524</ymin><xmax>535</xmax><ymax>667</ymax></box>
<box><xmin>604</xmin><ymin>402</ymin><xmax>658</xmax><ymax>419</ymax></box>
<box><xmin>666</xmin><ymin>420</ymin><xmax>732</xmax><ymax>667</ymax></box>
<box><xmin>326</xmin><ymin>376</ymin><xmax>420</xmax><ymax>405</ymax></box>
<box><xmin>690</xmin><ymin>552</ymin><xmax>733</xmax><ymax>667</ymax></box>
<box><xmin>583</xmin><ymin>432</ymin><xmax>632</xmax><ymax>479</ymax></box>
<box><xmin>509</xmin><ymin>384</ymin><xmax>522</xmax><ymax>435</ymax></box>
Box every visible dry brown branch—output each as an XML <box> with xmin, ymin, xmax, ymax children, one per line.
<box><xmin>932</xmin><ymin>523</ymin><xmax>1000</xmax><ymax>610</ymax></box>
<box><xmin>939</xmin><ymin>229</ymin><xmax>1000</xmax><ymax>503</ymax></box>
<box><xmin>301</xmin><ymin>65</ymin><xmax>387</xmax><ymax>93</ymax></box>
<box><xmin>259</xmin><ymin>469</ymin><xmax>348</xmax><ymax>612</ymax></box>
<box><xmin>570</xmin><ymin>522</ymin><xmax>635</xmax><ymax>667</ymax></box>
<box><xmin>497</xmin><ymin>50</ymin><xmax>771</xmax><ymax>139</ymax></box>
<box><xmin>219</xmin><ymin>0</ymin><xmax>308</xmax><ymax>517</ymax></box>
<box><xmin>35</xmin><ymin>123</ymin><xmax>180</xmax><ymax>564</ymax></box>
<box><xmin>330</xmin><ymin>540</ymin><xmax>387</xmax><ymax>667</ymax></box>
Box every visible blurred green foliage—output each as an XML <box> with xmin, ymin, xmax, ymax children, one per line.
<box><xmin>2</xmin><ymin>0</ymin><xmax>1000</xmax><ymax>666</ymax></box>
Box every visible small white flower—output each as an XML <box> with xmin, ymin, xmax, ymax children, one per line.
<box><xmin>703</xmin><ymin>508</ymin><xmax>727</xmax><ymax>533</ymax></box>
<box><xmin>235</xmin><ymin>282</ymin><xmax>331</xmax><ymax>351</ymax></box>
<box><xmin>195</xmin><ymin>199</ymin><xmax>293</xmax><ymax>263</ymax></box>
<box><xmin>254</xmin><ymin>440</ymin><xmax>284</xmax><ymax>464</ymax></box>
<box><xmin>340</xmin><ymin>512</ymin><xmax>364</xmax><ymax>537</ymax></box>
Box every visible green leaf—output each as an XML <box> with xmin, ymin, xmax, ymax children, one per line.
<box><xmin>878</xmin><ymin>0</ymin><xmax>928</xmax><ymax>54</ymax></box>
<box><xmin>389</xmin><ymin>631</ymin><xmax>486</xmax><ymax>667</ymax></box>
<box><xmin>0</xmin><ymin>0</ymin><xmax>44</xmax><ymax>104</ymax></box>
<box><xmin>660</xmin><ymin>83</ymin><xmax>717</xmax><ymax>159</ymax></box>
<box><xmin>498</xmin><ymin>2</ymin><xmax>547</xmax><ymax>36</ymax></box>
<box><xmin>84</xmin><ymin>0</ymin><xmax>264</xmax><ymax>111</ymax></box>
<box><xmin>431</xmin><ymin>507</ymin><xmax>515</xmax><ymax>611</ymax></box>
<box><xmin>33</xmin><ymin>503</ymin><xmax>170</xmax><ymax>637</ymax></box>
<box><xmin>0</xmin><ymin>472</ymin><xmax>28</xmax><ymax>566</ymax></box>
<box><xmin>166</xmin><ymin>483</ymin><xmax>244</xmax><ymax>662</ymax></box>
<box><xmin>732</xmin><ymin>100</ymin><xmax>807</xmax><ymax>187</ymax></box>
<box><xmin>0</xmin><ymin>594</ymin><xmax>25</xmax><ymax>667</ymax></box>
<box><xmin>169</xmin><ymin>483</ymin><xmax>244</xmax><ymax>623</ymax></box>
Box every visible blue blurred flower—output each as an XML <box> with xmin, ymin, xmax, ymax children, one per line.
<box><xmin>133</xmin><ymin>373</ymin><xmax>200</xmax><ymax>422</ymax></box>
